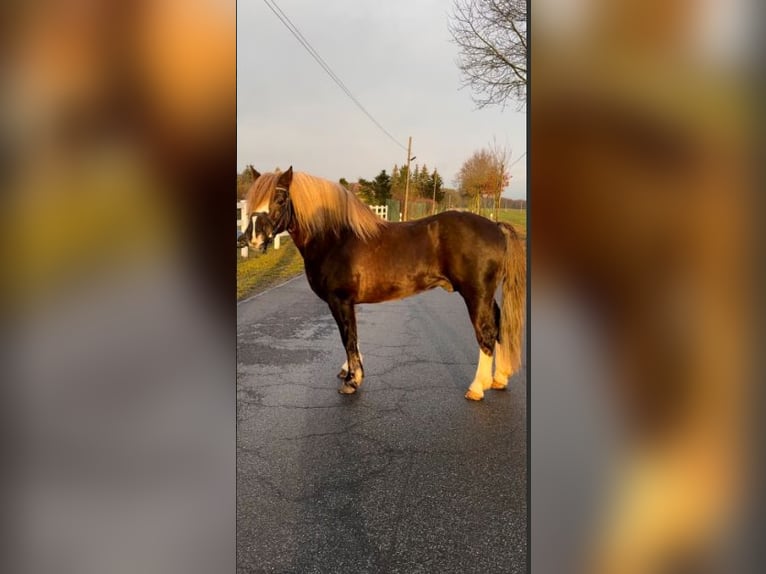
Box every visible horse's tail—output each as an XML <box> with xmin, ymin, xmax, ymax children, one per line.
<box><xmin>498</xmin><ymin>222</ymin><xmax>526</xmax><ymax>376</ymax></box>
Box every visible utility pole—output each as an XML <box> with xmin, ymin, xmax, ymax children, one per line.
<box><xmin>431</xmin><ymin>169</ymin><xmax>438</xmax><ymax>215</ymax></box>
<box><xmin>403</xmin><ymin>136</ymin><xmax>413</xmax><ymax>221</ymax></box>
<box><xmin>498</xmin><ymin>159</ymin><xmax>504</xmax><ymax>221</ymax></box>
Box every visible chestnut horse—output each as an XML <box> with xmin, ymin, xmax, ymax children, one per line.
<box><xmin>238</xmin><ymin>167</ymin><xmax>526</xmax><ymax>400</ymax></box>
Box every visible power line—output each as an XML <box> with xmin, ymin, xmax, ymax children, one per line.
<box><xmin>262</xmin><ymin>0</ymin><xmax>407</xmax><ymax>152</ymax></box>
<box><xmin>508</xmin><ymin>151</ymin><xmax>526</xmax><ymax>169</ymax></box>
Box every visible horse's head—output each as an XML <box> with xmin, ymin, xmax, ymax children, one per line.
<box><xmin>237</xmin><ymin>165</ymin><xmax>263</xmax><ymax>251</ymax></box>
<box><xmin>237</xmin><ymin>166</ymin><xmax>294</xmax><ymax>252</ymax></box>
<box><xmin>253</xmin><ymin>213</ymin><xmax>275</xmax><ymax>252</ymax></box>
<box><xmin>238</xmin><ymin>212</ymin><xmax>274</xmax><ymax>253</ymax></box>
<box><xmin>268</xmin><ymin>166</ymin><xmax>294</xmax><ymax>236</ymax></box>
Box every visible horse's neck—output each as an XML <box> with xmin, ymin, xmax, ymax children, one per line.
<box><xmin>288</xmin><ymin>225</ymin><xmax>323</xmax><ymax>257</ymax></box>
<box><xmin>293</xmin><ymin>228</ymin><xmax>347</xmax><ymax>262</ymax></box>
<box><xmin>287</xmin><ymin>225</ymin><xmax>307</xmax><ymax>252</ymax></box>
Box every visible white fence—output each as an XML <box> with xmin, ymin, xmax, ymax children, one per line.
<box><xmin>369</xmin><ymin>204</ymin><xmax>388</xmax><ymax>220</ymax></box>
<box><xmin>237</xmin><ymin>201</ymin><xmax>248</xmax><ymax>257</ymax></box>
<box><xmin>237</xmin><ymin>201</ymin><xmax>388</xmax><ymax>256</ymax></box>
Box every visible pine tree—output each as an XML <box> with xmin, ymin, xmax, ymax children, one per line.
<box><xmin>391</xmin><ymin>164</ymin><xmax>410</xmax><ymax>201</ymax></box>
<box><xmin>357</xmin><ymin>178</ymin><xmax>375</xmax><ymax>203</ymax></box>
<box><xmin>430</xmin><ymin>169</ymin><xmax>445</xmax><ymax>204</ymax></box>
<box><xmin>372</xmin><ymin>170</ymin><xmax>392</xmax><ymax>204</ymax></box>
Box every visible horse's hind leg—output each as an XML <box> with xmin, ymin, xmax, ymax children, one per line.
<box><xmin>466</xmin><ymin>349</ymin><xmax>494</xmax><ymax>401</ymax></box>
<box><xmin>463</xmin><ymin>294</ymin><xmax>500</xmax><ymax>401</ymax></box>
<box><xmin>328</xmin><ymin>298</ymin><xmax>364</xmax><ymax>394</ymax></box>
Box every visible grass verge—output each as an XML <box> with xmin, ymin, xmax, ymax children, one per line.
<box><xmin>495</xmin><ymin>209</ymin><xmax>527</xmax><ymax>236</ymax></box>
<box><xmin>237</xmin><ymin>240</ymin><xmax>305</xmax><ymax>300</ymax></box>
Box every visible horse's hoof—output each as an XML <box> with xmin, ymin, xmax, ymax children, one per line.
<box><xmin>337</xmin><ymin>369</ymin><xmax>348</xmax><ymax>379</ymax></box>
<box><xmin>338</xmin><ymin>383</ymin><xmax>357</xmax><ymax>395</ymax></box>
<box><xmin>491</xmin><ymin>379</ymin><xmax>508</xmax><ymax>390</ymax></box>
<box><xmin>464</xmin><ymin>389</ymin><xmax>484</xmax><ymax>401</ymax></box>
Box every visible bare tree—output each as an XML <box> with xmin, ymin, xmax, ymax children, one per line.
<box><xmin>489</xmin><ymin>137</ymin><xmax>511</xmax><ymax>220</ymax></box>
<box><xmin>456</xmin><ymin>147</ymin><xmax>509</xmax><ymax>216</ymax></box>
<box><xmin>449</xmin><ymin>0</ymin><xmax>527</xmax><ymax>109</ymax></box>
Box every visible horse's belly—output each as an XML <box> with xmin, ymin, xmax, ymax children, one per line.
<box><xmin>358</xmin><ymin>273</ymin><xmax>452</xmax><ymax>303</ymax></box>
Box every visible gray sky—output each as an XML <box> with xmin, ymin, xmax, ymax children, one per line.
<box><xmin>238</xmin><ymin>0</ymin><xmax>526</xmax><ymax>199</ymax></box>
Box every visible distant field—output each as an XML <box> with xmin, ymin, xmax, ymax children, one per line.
<box><xmin>237</xmin><ymin>240</ymin><xmax>304</xmax><ymax>300</ymax></box>
<box><xmin>494</xmin><ymin>208</ymin><xmax>527</xmax><ymax>235</ymax></box>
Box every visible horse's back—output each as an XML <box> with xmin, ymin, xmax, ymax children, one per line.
<box><xmin>428</xmin><ymin>210</ymin><xmax>506</xmax><ymax>246</ymax></box>
<box><xmin>375</xmin><ymin>211</ymin><xmax>504</xmax><ymax>261</ymax></box>
<box><xmin>372</xmin><ymin>211</ymin><xmax>506</xmax><ymax>296</ymax></box>
<box><xmin>304</xmin><ymin>211</ymin><xmax>507</xmax><ymax>303</ymax></box>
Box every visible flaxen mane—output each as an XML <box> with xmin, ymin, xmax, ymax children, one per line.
<box><xmin>247</xmin><ymin>171</ymin><xmax>387</xmax><ymax>241</ymax></box>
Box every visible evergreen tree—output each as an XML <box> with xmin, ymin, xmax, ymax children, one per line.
<box><xmin>356</xmin><ymin>178</ymin><xmax>375</xmax><ymax>203</ymax></box>
<box><xmin>371</xmin><ymin>170</ymin><xmax>392</xmax><ymax>204</ymax></box>
<box><xmin>416</xmin><ymin>163</ymin><xmax>429</xmax><ymax>198</ymax></box>
<box><xmin>429</xmin><ymin>169</ymin><xmax>445</xmax><ymax>204</ymax></box>
<box><xmin>391</xmin><ymin>164</ymin><xmax>410</xmax><ymax>201</ymax></box>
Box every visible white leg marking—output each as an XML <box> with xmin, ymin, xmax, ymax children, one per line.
<box><xmin>466</xmin><ymin>350</ymin><xmax>493</xmax><ymax>400</ymax></box>
<box><xmin>339</xmin><ymin>351</ymin><xmax>362</xmax><ymax>373</ymax></box>
<box><xmin>338</xmin><ymin>351</ymin><xmax>361</xmax><ymax>378</ymax></box>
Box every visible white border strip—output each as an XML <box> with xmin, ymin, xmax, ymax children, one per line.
<box><xmin>237</xmin><ymin>273</ymin><xmax>302</xmax><ymax>306</ymax></box>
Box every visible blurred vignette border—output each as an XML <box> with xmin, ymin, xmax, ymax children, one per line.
<box><xmin>2</xmin><ymin>1</ymin><xmax>236</xmax><ymax>573</ymax></box>
<box><xmin>530</xmin><ymin>0</ymin><xmax>758</xmax><ymax>572</ymax></box>
<box><xmin>1</xmin><ymin>0</ymin><xmax>761</xmax><ymax>573</ymax></box>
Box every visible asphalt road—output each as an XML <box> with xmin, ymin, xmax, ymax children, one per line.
<box><xmin>237</xmin><ymin>274</ymin><xmax>527</xmax><ymax>574</ymax></box>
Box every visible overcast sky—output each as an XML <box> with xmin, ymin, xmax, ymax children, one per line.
<box><xmin>238</xmin><ymin>0</ymin><xmax>527</xmax><ymax>199</ymax></box>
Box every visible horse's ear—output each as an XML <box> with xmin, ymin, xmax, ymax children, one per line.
<box><xmin>245</xmin><ymin>165</ymin><xmax>260</xmax><ymax>179</ymax></box>
<box><xmin>277</xmin><ymin>166</ymin><xmax>293</xmax><ymax>189</ymax></box>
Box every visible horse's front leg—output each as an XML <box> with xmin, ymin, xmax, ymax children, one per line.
<box><xmin>328</xmin><ymin>298</ymin><xmax>364</xmax><ymax>394</ymax></box>
<box><xmin>337</xmin><ymin>349</ymin><xmax>363</xmax><ymax>380</ymax></box>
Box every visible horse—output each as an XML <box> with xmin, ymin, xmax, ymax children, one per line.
<box><xmin>239</xmin><ymin>167</ymin><xmax>526</xmax><ymax>400</ymax></box>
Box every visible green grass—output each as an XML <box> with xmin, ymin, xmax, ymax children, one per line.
<box><xmin>495</xmin><ymin>208</ymin><xmax>527</xmax><ymax>234</ymax></box>
<box><xmin>414</xmin><ymin>207</ymin><xmax>526</xmax><ymax>235</ymax></box>
<box><xmin>237</xmin><ymin>239</ymin><xmax>305</xmax><ymax>300</ymax></box>
<box><xmin>466</xmin><ymin>208</ymin><xmax>526</xmax><ymax>237</ymax></box>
